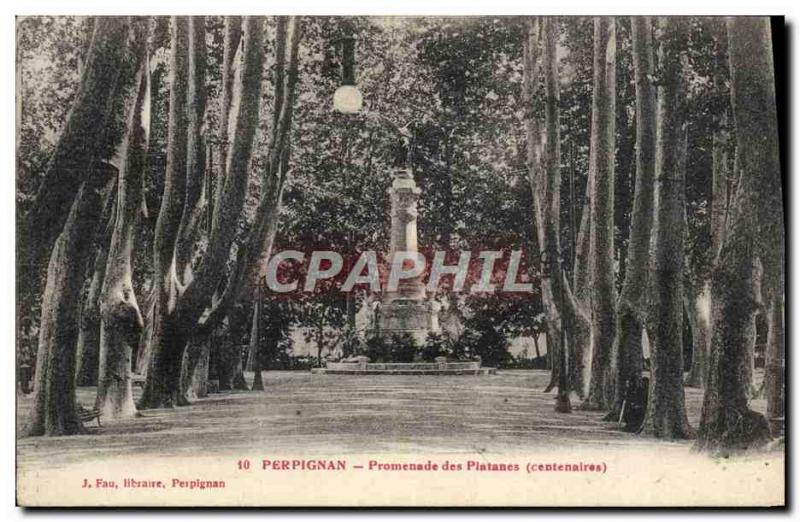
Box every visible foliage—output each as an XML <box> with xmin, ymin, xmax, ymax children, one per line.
<box><xmin>420</xmin><ymin>332</ymin><xmax>449</xmax><ymax>361</ymax></box>
<box><xmin>16</xmin><ymin>16</ymin><xmax>749</xmax><ymax>384</ymax></box>
<box><xmin>364</xmin><ymin>333</ymin><xmax>418</xmax><ymax>363</ymax></box>
<box><xmin>454</xmin><ymin>321</ymin><xmax>511</xmax><ymax>368</ymax></box>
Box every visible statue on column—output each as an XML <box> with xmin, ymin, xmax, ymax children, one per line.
<box><xmin>366</xmin><ymin>154</ymin><xmax>439</xmax><ymax>347</ymax></box>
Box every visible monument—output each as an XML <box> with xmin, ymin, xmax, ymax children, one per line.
<box><xmin>369</xmin><ymin>168</ymin><xmax>440</xmax><ymax>345</ymax></box>
<box><xmin>315</xmin><ymin>165</ymin><xmax>494</xmax><ymax>374</ymax></box>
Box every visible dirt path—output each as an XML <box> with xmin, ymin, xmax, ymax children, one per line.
<box><xmin>17</xmin><ymin>370</ymin><xmax>766</xmax><ymax>469</ymax></box>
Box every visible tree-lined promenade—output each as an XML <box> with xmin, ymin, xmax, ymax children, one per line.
<box><xmin>17</xmin><ymin>16</ymin><xmax>784</xmax><ymax>455</ymax></box>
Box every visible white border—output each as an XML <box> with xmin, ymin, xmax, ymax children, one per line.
<box><xmin>2</xmin><ymin>1</ymin><xmax>797</xmax><ymax>520</ymax></box>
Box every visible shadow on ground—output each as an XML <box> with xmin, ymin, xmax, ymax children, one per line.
<box><xmin>16</xmin><ymin>370</ymin><xmax>768</xmax><ymax>468</ymax></box>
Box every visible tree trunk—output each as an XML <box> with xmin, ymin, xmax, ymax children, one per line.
<box><xmin>75</xmin><ymin>235</ymin><xmax>110</xmax><ymax>386</ymax></box>
<box><xmin>138</xmin><ymin>17</ymin><xmax>301</xmax><ymax>408</ymax></box>
<box><xmin>696</xmin><ymin>234</ymin><xmax>768</xmax><ymax>450</ymax></box>
<box><xmin>743</xmin><ymin>264</ymin><xmax>759</xmax><ymax>397</ymax></box>
<box><xmin>696</xmin><ymin>17</ymin><xmax>782</xmax><ymax>453</ymax></box>
<box><xmin>141</xmin><ymin>312</ymin><xmax>190</xmax><ymax>407</ymax></box>
<box><xmin>250</xmin><ymin>295</ymin><xmax>264</xmax><ymax>390</ymax></box>
<box><xmin>180</xmin><ymin>336</ymin><xmax>207</xmax><ymax>400</ymax></box>
<box><xmin>197</xmin><ymin>18</ymin><xmax>300</xmax><ymax>335</ymax></box>
<box><xmin>686</xmin><ymin>37</ymin><xmax>730</xmax><ymax>388</ymax></box>
<box><xmin>245</xmin><ymin>344</ymin><xmax>257</xmax><ymax>373</ymax></box>
<box><xmin>174</xmin><ymin>16</ymin><xmax>208</xmax><ymax>286</ymax></box>
<box><xmin>582</xmin><ymin>17</ymin><xmax>617</xmax><ymax>411</ymax></box>
<box><xmin>232</xmin><ymin>350</ymin><xmax>248</xmax><ymax>390</ymax></box>
<box><xmin>75</xmin><ymin>182</ymin><xmax>117</xmax><ymax>386</ymax></box>
<box><xmin>96</xmin><ymin>24</ymin><xmax>148</xmax><ymax>420</ymax></box>
<box><xmin>25</xmin><ymin>176</ymin><xmax>113</xmax><ymax>436</ymax></box>
<box><xmin>764</xmin><ymin>296</ymin><xmax>784</xmax><ymax>435</ymax></box>
<box><xmin>18</xmin><ymin>17</ymin><xmax>128</xmax><ymax>305</ymax></box>
<box><xmin>141</xmin><ymin>17</ymin><xmax>272</xmax><ymax>409</ymax></box>
<box><xmin>611</xmin><ymin>16</ymin><xmax>656</xmax><ymax>418</ymax></box>
<box><xmin>532</xmin><ymin>334</ymin><xmax>542</xmax><ymax>361</ymax></box>
<box><xmin>641</xmin><ymin>17</ymin><xmax>693</xmax><ymax>439</ymax></box>
<box><xmin>216</xmin><ymin>325</ymin><xmax>235</xmax><ymax>391</ymax></box>
<box><xmin>245</xmin><ymin>303</ymin><xmax>258</xmax><ymax>372</ymax></box>
<box><xmin>252</xmin><ymin>355</ymin><xmax>264</xmax><ymax>390</ymax></box>
<box><xmin>316</xmin><ymin>321</ymin><xmax>325</xmax><ymax>366</ymax></box>
<box><xmin>523</xmin><ymin>18</ymin><xmax>590</xmax><ymax>397</ymax></box>
<box><xmin>226</xmin><ymin>305</ymin><xmax>249</xmax><ymax>391</ymax></box>
<box><xmin>135</xmin><ymin>298</ymin><xmax>154</xmax><ymax>375</ymax></box>
<box><xmin>606</xmin><ymin>17</ymin><xmax>656</xmax><ymax>418</ymax></box>
<box><xmin>684</xmin><ymin>286</ymin><xmax>711</xmax><ymax>388</ymax></box>
<box><xmin>545</xmin><ymin>330</ymin><xmax>553</xmax><ymax>370</ymax></box>
<box><xmin>571</xmin><ymin>144</ymin><xmax>592</xmax><ymax>396</ymax></box>
<box><xmin>192</xmin><ymin>339</ymin><xmax>212</xmax><ymax>398</ymax></box>
<box><xmin>570</xmin><ymin>206</ymin><xmax>591</xmax><ymax>395</ymax></box>
<box><xmin>213</xmin><ymin>16</ymin><xmax>242</xmax><ymax>217</ymax></box>
<box><xmin>522</xmin><ymin>18</ymin><xmax>553</xmax><ymax>381</ymax></box>
<box><xmin>138</xmin><ymin>16</ymin><xmax>191</xmax><ymax>409</ymax></box>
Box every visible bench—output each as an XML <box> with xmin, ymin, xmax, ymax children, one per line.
<box><xmin>78</xmin><ymin>406</ymin><xmax>102</xmax><ymax>427</ymax></box>
<box><xmin>132</xmin><ymin>374</ymin><xmax>146</xmax><ymax>388</ymax></box>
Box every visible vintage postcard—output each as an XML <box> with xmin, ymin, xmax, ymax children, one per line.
<box><xmin>15</xmin><ymin>14</ymin><xmax>785</xmax><ymax>507</ymax></box>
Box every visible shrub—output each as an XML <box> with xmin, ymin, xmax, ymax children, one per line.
<box><xmin>420</xmin><ymin>332</ymin><xmax>449</xmax><ymax>362</ymax></box>
<box><xmin>453</xmin><ymin>327</ymin><xmax>511</xmax><ymax>368</ymax></box>
<box><xmin>364</xmin><ymin>335</ymin><xmax>391</xmax><ymax>362</ymax></box>
<box><xmin>389</xmin><ymin>333</ymin><xmax>418</xmax><ymax>363</ymax></box>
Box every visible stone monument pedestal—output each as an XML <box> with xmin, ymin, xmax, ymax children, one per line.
<box><xmin>368</xmin><ymin>169</ymin><xmax>440</xmax><ymax>346</ymax></box>
<box><xmin>373</xmin><ymin>298</ymin><xmax>440</xmax><ymax>346</ymax></box>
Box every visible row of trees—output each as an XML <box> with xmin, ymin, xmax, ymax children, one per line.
<box><xmin>19</xmin><ymin>15</ymin><xmax>548</xmax><ymax>430</ymax></box>
<box><xmin>20</xmin><ymin>16</ymin><xmax>302</xmax><ymax>434</ymax></box>
<box><xmin>523</xmin><ymin>17</ymin><xmax>783</xmax><ymax>451</ymax></box>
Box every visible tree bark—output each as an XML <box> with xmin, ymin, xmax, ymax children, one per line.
<box><xmin>18</xmin><ymin>17</ymin><xmax>129</xmax><ymax>305</ymax></box>
<box><xmin>523</xmin><ymin>18</ymin><xmax>590</xmax><ymax>398</ymax></box>
<box><xmin>140</xmin><ymin>16</ymin><xmax>269</xmax><ymax>408</ymax></box>
<box><xmin>582</xmin><ymin>17</ymin><xmax>617</xmax><ymax>411</ymax></box>
<box><xmin>696</xmin><ymin>17</ymin><xmax>782</xmax><ymax>452</ymax></box>
<box><xmin>609</xmin><ymin>16</ymin><xmax>656</xmax><ymax>420</ymax></box>
<box><xmin>180</xmin><ymin>336</ymin><xmax>208</xmax><ymax>400</ymax></box>
<box><xmin>570</xmin><ymin>173</ymin><xmax>592</xmax><ymax>396</ymax></box>
<box><xmin>607</xmin><ymin>16</ymin><xmax>655</xmax><ymax>418</ymax></box>
<box><xmin>216</xmin><ymin>325</ymin><xmax>235</xmax><ymax>391</ymax></box>
<box><xmin>75</xmin><ymin>262</ymin><xmax>104</xmax><ymax>387</ymax></box>
<box><xmin>197</xmin><ymin>17</ymin><xmax>301</xmax><ymax>335</ymax></box>
<box><xmin>138</xmin><ymin>16</ymin><xmax>191</xmax><ymax>409</ymax></box>
<box><xmin>249</xmin><ymin>295</ymin><xmax>264</xmax><ymax>390</ymax></box>
<box><xmin>25</xmin><ymin>176</ymin><xmax>114</xmax><ymax>436</ymax></box>
<box><xmin>764</xmin><ymin>296</ymin><xmax>784</xmax><ymax>435</ymax></box>
<box><xmin>640</xmin><ymin>18</ymin><xmax>693</xmax><ymax>439</ymax></box>
<box><xmin>174</xmin><ymin>16</ymin><xmax>208</xmax><ymax>286</ymax></box>
<box><xmin>191</xmin><ymin>338</ymin><xmax>212</xmax><ymax>398</ymax></box>
<box><xmin>523</xmin><ymin>18</ymin><xmax>558</xmax><ymax>390</ymax></box>
<box><xmin>686</xmin><ymin>30</ymin><xmax>730</xmax><ymax>388</ymax></box>
<box><xmin>135</xmin><ymin>298</ymin><xmax>154</xmax><ymax>375</ymax></box>
<box><xmin>179</xmin><ymin>20</ymin><xmax>293</xmax><ymax>398</ymax></box>
<box><xmin>213</xmin><ymin>16</ymin><xmax>243</xmax><ymax>218</ymax></box>
<box><xmin>75</xmin><ymin>187</ymin><xmax>117</xmax><ymax>386</ymax></box>
<box><xmin>245</xmin><ymin>316</ymin><xmax>257</xmax><ymax>373</ymax></box>
<box><xmin>696</xmin><ymin>238</ymin><xmax>768</xmax><ymax>450</ymax></box>
<box><xmin>683</xmin><ymin>287</ymin><xmax>712</xmax><ymax>389</ymax></box>
<box><xmin>138</xmin><ymin>16</ymin><xmax>302</xmax><ymax>408</ymax></box>
<box><xmin>532</xmin><ymin>334</ymin><xmax>542</xmax><ymax>360</ymax></box>
<box><xmin>96</xmin><ymin>30</ymin><xmax>149</xmax><ymax>419</ymax></box>
<box><xmin>232</xmin><ymin>350</ymin><xmax>248</xmax><ymax>390</ymax></box>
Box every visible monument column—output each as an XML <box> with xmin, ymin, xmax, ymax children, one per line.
<box><xmin>372</xmin><ymin>168</ymin><xmax>439</xmax><ymax>345</ymax></box>
<box><xmin>385</xmin><ymin>168</ymin><xmax>425</xmax><ymax>303</ymax></box>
